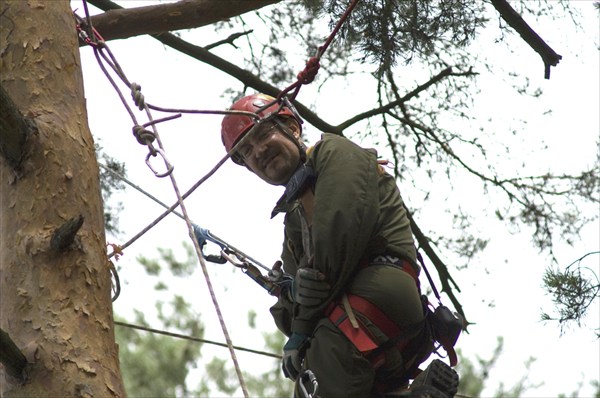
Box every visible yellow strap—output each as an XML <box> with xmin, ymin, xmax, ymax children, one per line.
<box><xmin>342</xmin><ymin>293</ymin><xmax>360</xmax><ymax>329</ymax></box>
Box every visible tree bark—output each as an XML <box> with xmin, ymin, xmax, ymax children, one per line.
<box><xmin>87</xmin><ymin>0</ymin><xmax>279</xmax><ymax>41</ymax></box>
<box><xmin>0</xmin><ymin>0</ymin><xmax>125</xmax><ymax>396</ymax></box>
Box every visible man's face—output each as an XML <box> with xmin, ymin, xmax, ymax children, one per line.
<box><xmin>236</xmin><ymin>119</ymin><xmax>302</xmax><ymax>186</ymax></box>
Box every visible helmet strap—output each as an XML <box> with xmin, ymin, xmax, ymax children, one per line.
<box><xmin>273</xmin><ymin>118</ymin><xmax>307</xmax><ymax>163</ymax></box>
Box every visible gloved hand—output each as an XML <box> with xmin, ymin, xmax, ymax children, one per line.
<box><xmin>293</xmin><ymin>268</ymin><xmax>330</xmax><ymax>306</ymax></box>
<box><xmin>282</xmin><ymin>333</ymin><xmax>309</xmax><ymax>380</ymax></box>
<box><xmin>268</xmin><ymin>261</ymin><xmax>294</xmax><ymax>299</ymax></box>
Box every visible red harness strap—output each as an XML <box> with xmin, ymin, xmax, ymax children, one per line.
<box><xmin>327</xmin><ymin>294</ymin><xmax>414</xmax><ymax>369</ymax></box>
<box><xmin>326</xmin><ymin>259</ymin><xmax>424</xmax><ymax>370</ymax></box>
<box><xmin>328</xmin><ymin>301</ymin><xmax>379</xmax><ymax>352</ymax></box>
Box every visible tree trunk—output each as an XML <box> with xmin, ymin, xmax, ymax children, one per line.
<box><xmin>0</xmin><ymin>0</ymin><xmax>125</xmax><ymax>396</ymax></box>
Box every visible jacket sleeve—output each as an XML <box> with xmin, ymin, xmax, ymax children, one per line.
<box><xmin>291</xmin><ymin>133</ymin><xmax>380</xmax><ymax>335</ymax></box>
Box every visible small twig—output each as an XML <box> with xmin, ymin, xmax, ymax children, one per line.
<box><xmin>204</xmin><ymin>30</ymin><xmax>253</xmax><ymax>50</ymax></box>
<box><xmin>51</xmin><ymin>215</ymin><xmax>84</xmax><ymax>251</ymax></box>
<box><xmin>0</xmin><ymin>328</ymin><xmax>27</xmax><ymax>382</ymax></box>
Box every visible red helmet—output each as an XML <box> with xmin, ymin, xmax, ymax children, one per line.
<box><xmin>221</xmin><ymin>93</ymin><xmax>301</xmax><ymax>154</ymax></box>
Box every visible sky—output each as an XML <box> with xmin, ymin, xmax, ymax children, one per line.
<box><xmin>74</xmin><ymin>1</ymin><xmax>599</xmax><ymax>397</ymax></box>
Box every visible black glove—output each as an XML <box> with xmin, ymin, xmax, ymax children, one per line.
<box><xmin>282</xmin><ymin>333</ymin><xmax>309</xmax><ymax>380</ymax></box>
<box><xmin>293</xmin><ymin>268</ymin><xmax>330</xmax><ymax>307</ymax></box>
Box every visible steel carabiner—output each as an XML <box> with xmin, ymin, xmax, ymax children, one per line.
<box><xmin>145</xmin><ymin>148</ymin><xmax>174</xmax><ymax>178</ymax></box>
<box><xmin>299</xmin><ymin>369</ymin><xmax>319</xmax><ymax>398</ymax></box>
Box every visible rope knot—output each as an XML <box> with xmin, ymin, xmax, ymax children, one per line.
<box><xmin>297</xmin><ymin>57</ymin><xmax>320</xmax><ymax>84</ymax></box>
<box><xmin>130</xmin><ymin>82</ymin><xmax>145</xmax><ymax>110</ymax></box>
<box><xmin>132</xmin><ymin>125</ymin><xmax>156</xmax><ymax>146</ymax></box>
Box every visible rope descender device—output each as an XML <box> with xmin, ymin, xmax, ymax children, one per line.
<box><xmin>193</xmin><ymin>225</ymin><xmax>291</xmax><ymax>297</ymax></box>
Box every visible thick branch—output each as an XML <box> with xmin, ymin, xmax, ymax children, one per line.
<box><xmin>0</xmin><ymin>84</ymin><xmax>36</xmax><ymax>168</ymax></box>
<box><xmin>151</xmin><ymin>33</ymin><xmax>341</xmax><ymax>134</ymax></box>
<box><xmin>0</xmin><ymin>328</ymin><xmax>27</xmax><ymax>382</ymax></box>
<box><xmin>87</xmin><ymin>0</ymin><xmax>279</xmax><ymax>41</ymax></box>
<box><xmin>491</xmin><ymin>0</ymin><xmax>562</xmax><ymax>79</ymax></box>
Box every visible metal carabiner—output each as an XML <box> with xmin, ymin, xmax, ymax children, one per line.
<box><xmin>299</xmin><ymin>369</ymin><xmax>319</xmax><ymax>398</ymax></box>
<box><xmin>145</xmin><ymin>147</ymin><xmax>174</xmax><ymax>178</ymax></box>
<box><xmin>192</xmin><ymin>225</ymin><xmax>227</xmax><ymax>264</ymax></box>
<box><xmin>220</xmin><ymin>250</ymin><xmax>248</xmax><ymax>269</ymax></box>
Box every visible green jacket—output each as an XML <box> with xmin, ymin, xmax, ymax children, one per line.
<box><xmin>270</xmin><ymin>133</ymin><xmax>417</xmax><ymax>336</ymax></box>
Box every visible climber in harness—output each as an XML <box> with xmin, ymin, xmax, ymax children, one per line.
<box><xmin>220</xmin><ymin>93</ymin><xmax>460</xmax><ymax>397</ymax></box>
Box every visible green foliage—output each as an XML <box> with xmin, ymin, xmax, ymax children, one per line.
<box><xmin>200</xmin><ymin>313</ymin><xmax>293</xmax><ymax>397</ymax></box>
<box><xmin>115</xmin><ymin>243</ymin><xmax>205</xmax><ymax>396</ymax></box>
<box><xmin>117</xmin><ymin>243</ymin><xmax>291</xmax><ymax>397</ymax></box>
<box><xmin>115</xmin><ymin>310</ymin><xmax>203</xmax><ymax>397</ymax></box>
<box><xmin>96</xmin><ymin>143</ymin><xmax>126</xmax><ymax>235</ymax></box>
<box><xmin>455</xmin><ymin>337</ymin><xmax>504</xmax><ymax>397</ymax></box>
<box><xmin>456</xmin><ymin>337</ymin><xmax>542</xmax><ymax>397</ymax></box>
<box><xmin>456</xmin><ymin>337</ymin><xmax>599</xmax><ymax>397</ymax></box>
<box><xmin>303</xmin><ymin>0</ymin><xmax>486</xmax><ymax>73</ymax></box>
<box><xmin>541</xmin><ymin>252</ymin><xmax>600</xmax><ymax>336</ymax></box>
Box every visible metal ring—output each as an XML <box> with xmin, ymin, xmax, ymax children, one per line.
<box><xmin>145</xmin><ymin>148</ymin><xmax>174</xmax><ymax>178</ymax></box>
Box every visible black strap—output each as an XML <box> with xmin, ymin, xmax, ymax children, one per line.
<box><xmin>416</xmin><ymin>252</ymin><xmax>442</xmax><ymax>304</ymax></box>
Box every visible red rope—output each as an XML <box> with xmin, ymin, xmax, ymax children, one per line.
<box><xmin>277</xmin><ymin>0</ymin><xmax>360</xmax><ymax>102</ymax></box>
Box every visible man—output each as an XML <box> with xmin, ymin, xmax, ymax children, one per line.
<box><xmin>221</xmin><ymin>93</ymin><xmax>432</xmax><ymax>397</ymax></box>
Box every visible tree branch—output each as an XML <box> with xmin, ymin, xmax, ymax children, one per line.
<box><xmin>337</xmin><ymin>67</ymin><xmax>477</xmax><ymax>131</ymax></box>
<box><xmin>86</xmin><ymin>0</ymin><xmax>279</xmax><ymax>41</ymax></box>
<box><xmin>51</xmin><ymin>215</ymin><xmax>84</xmax><ymax>251</ymax></box>
<box><xmin>0</xmin><ymin>328</ymin><xmax>27</xmax><ymax>382</ymax></box>
<box><xmin>491</xmin><ymin>0</ymin><xmax>562</xmax><ymax>79</ymax></box>
<box><xmin>0</xmin><ymin>83</ymin><xmax>36</xmax><ymax>169</ymax></box>
<box><xmin>406</xmin><ymin>211</ymin><xmax>469</xmax><ymax>328</ymax></box>
<box><xmin>152</xmin><ymin>32</ymin><xmax>344</xmax><ymax>134</ymax></box>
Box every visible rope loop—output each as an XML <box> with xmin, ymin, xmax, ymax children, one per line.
<box><xmin>130</xmin><ymin>82</ymin><xmax>145</xmax><ymax>110</ymax></box>
<box><xmin>132</xmin><ymin>125</ymin><xmax>156</xmax><ymax>146</ymax></box>
<box><xmin>297</xmin><ymin>57</ymin><xmax>320</xmax><ymax>85</ymax></box>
